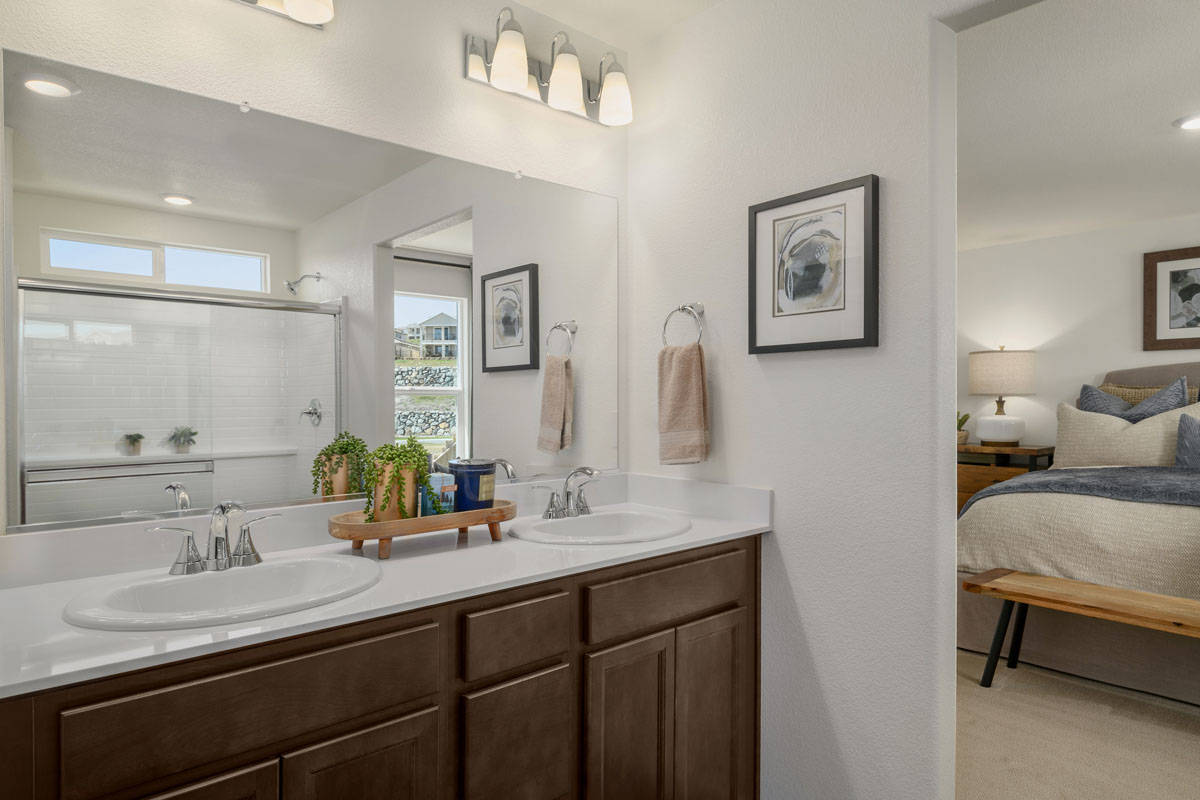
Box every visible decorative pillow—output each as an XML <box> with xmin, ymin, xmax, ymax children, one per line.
<box><xmin>1177</xmin><ymin>415</ymin><xmax>1200</xmax><ymax>468</ymax></box>
<box><xmin>1100</xmin><ymin>382</ymin><xmax>1200</xmax><ymax>406</ymax></box>
<box><xmin>1079</xmin><ymin>377</ymin><xmax>1189</xmax><ymax>423</ymax></box>
<box><xmin>1053</xmin><ymin>400</ymin><xmax>1200</xmax><ymax>468</ymax></box>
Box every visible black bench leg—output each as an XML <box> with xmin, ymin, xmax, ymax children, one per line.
<box><xmin>1006</xmin><ymin>603</ymin><xmax>1028</xmax><ymax>669</ymax></box>
<box><xmin>981</xmin><ymin>599</ymin><xmax>1014</xmax><ymax>688</ymax></box>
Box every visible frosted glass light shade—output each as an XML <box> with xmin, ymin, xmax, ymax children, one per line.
<box><xmin>598</xmin><ymin>69</ymin><xmax>633</xmax><ymax>126</ymax></box>
<box><xmin>490</xmin><ymin>27</ymin><xmax>529</xmax><ymax>93</ymax></box>
<box><xmin>968</xmin><ymin>349</ymin><xmax>1036</xmax><ymax>396</ymax></box>
<box><xmin>283</xmin><ymin>0</ymin><xmax>334</xmax><ymax>24</ymax></box>
<box><xmin>548</xmin><ymin>51</ymin><xmax>584</xmax><ymax>111</ymax></box>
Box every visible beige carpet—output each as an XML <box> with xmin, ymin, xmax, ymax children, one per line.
<box><xmin>957</xmin><ymin>649</ymin><xmax>1200</xmax><ymax>800</ymax></box>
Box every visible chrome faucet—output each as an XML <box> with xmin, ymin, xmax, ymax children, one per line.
<box><xmin>203</xmin><ymin>501</ymin><xmax>244</xmax><ymax>571</ymax></box>
<box><xmin>164</xmin><ymin>482</ymin><xmax>191</xmax><ymax>511</ymax></box>
<box><xmin>563</xmin><ymin>467</ymin><xmax>599</xmax><ymax>517</ymax></box>
<box><xmin>150</xmin><ymin>526</ymin><xmax>204</xmax><ymax>575</ymax></box>
<box><xmin>230</xmin><ymin>514</ymin><xmax>280</xmax><ymax>568</ymax></box>
<box><xmin>494</xmin><ymin>458</ymin><xmax>519</xmax><ymax>483</ymax></box>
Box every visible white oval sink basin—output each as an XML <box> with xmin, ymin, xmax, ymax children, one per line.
<box><xmin>509</xmin><ymin>509</ymin><xmax>692</xmax><ymax>545</ymax></box>
<box><xmin>63</xmin><ymin>555</ymin><xmax>382</xmax><ymax>631</ymax></box>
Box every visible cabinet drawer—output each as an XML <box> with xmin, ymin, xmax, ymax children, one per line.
<box><xmin>59</xmin><ymin>622</ymin><xmax>440</xmax><ymax>800</ymax></box>
<box><xmin>462</xmin><ymin>591</ymin><xmax>570</xmax><ymax>681</ymax></box>
<box><xmin>145</xmin><ymin>761</ymin><xmax>279</xmax><ymax>800</ymax></box>
<box><xmin>584</xmin><ymin>550</ymin><xmax>746</xmax><ymax>644</ymax></box>
<box><xmin>957</xmin><ymin>464</ymin><xmax>1026</xmax><ymax>496</ymax></box>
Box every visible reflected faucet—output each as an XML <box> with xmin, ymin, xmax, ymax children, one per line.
<box><xmin>203</xmin><ymin>501</ymin><xmax>245</xmax><ymax>571</ymax></box>
<box><xmin>494</xmin><ymin>458</ymin><xmax>518</xmax><ymax>483</ymax></box>
<box><xmin>164</xmin><ymin>482</ymin><xmax>191</xmax><ymax>511</ymax></box>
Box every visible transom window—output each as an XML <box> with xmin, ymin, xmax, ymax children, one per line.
<box><xmin>41</xmin><ymin>229</ymin><xmax>268</xmax><ymax>293</ymax></box>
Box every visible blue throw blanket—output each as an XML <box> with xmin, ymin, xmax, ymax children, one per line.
<box><xmin>959</xmin><ymin>467</ymin><xmax>1200</xmax><ymax>518</ymax></box>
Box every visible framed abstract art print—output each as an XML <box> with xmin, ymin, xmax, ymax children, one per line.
<box><xmin>481</xmin><ymin>263</ymin><xmax>539</xmax><ymax>371</ymax></box>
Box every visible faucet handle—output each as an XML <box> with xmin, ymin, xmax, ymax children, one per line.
<box><xmin>149</xmin><ymin>526</ymin><xmax>204</xmax><ymax>576</ymax></box>
<box><xmin>575</xmin><ymin>483</ymin><xmax>593</xmax><ymax>516</ymax></box>
<box><xmin>230</xmin><ymin>514</ymin><xmax>280</xmax><ymax>568</ymax></box>
<box><xmin>531</xmin><ymin>485</ymin><xmax>565</xmax><ymax>519</ymax></box>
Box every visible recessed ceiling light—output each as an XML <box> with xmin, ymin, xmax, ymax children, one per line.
<box><xmin>160</xmin><ymin>194</ymin><xmax>195</xmax><ymax>206</ymax></box>
<box><xmin>1173</xmin><ymin>114</ymin><xmax>1200</xmax><ymax>131</ymax></box>
<box><xmin>22</xmin><ymin>73</ymin><xmax>81</xmax><ymax>98</ymax></box>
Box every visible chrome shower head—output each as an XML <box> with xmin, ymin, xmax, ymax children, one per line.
<box><xmin>284</xmin><ymin>272</ymin><xmax>321</xmax><ymax>296</ymax></box>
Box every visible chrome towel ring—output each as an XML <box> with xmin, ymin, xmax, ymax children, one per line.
<box><xmin>547</xmin><ymin>320</ymin><xmax>578</xmax><ymax>356</ymax></box>
<box><xmin>662</xmin><ymin>303</ymin><xmax>705</xmax><ymax>346</ymax></box>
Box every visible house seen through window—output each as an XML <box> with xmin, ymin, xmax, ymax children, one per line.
<box><xmin>394</xmin><ymin>292</ymin><xmax>467</xmax><ymax>464</ymax></box>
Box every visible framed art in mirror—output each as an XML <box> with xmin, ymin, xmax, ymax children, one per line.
<box><xmin>1143</xmin><ymin>245</ymin><xmax>1200</xmax><ymax>350</ymax></box>
<box><xmin>481</xmin><ymin>263</ymin><xmax>540</xmax><ymax>371</ymax></box>
<box><xmin>748</xmin><ymin>174</ymin><xmax>878</xmax><ymax>354</ymax></box>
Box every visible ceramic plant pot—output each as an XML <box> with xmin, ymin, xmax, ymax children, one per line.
<box><xmin>957</xmin><ymin>430</ymin><xmax>969</xmax><ymax>445</ymax></box>
<box><xmin>320</xmin><ymin>456</ymin><xmax>352</xmax><ymax>500</ymax></box>
<box><xmin>175</xmin><ymin>444</ymin><xmax>191</xmax><ymax>455</ymax></box>
<box><xmin>371</xmin><ymin>462</ymin><xmax>417</xmax><ymax>522</ymax></box>
<box><xmin>128</xmin><ymin>441</ymin><xmax>142</xmax><ymax>456</ymax></box>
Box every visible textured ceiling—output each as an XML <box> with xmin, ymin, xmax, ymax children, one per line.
<box><xmin>958</xmin><ymin>0</ymin><xmax>1200</xmax><ymax>250</ymax></box>
<box><xmin>403</xmin><ymin>219</ymin><xmax>474</xmax><ymax>257</ymax></box>
<box><xmin>3</xmin><ymin>52</ymin><xmax>436</xmax><ymax>230</ymax></box>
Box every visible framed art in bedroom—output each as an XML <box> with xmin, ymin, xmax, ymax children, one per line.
<box><xmin>1144</xmin><ymin>244</ymin><xmax>1200</xmax><ymax>350</ymax></box>
<box><xmin>481</xmin><ymin>263</ymin><xmax>540</xmax><ymax>372</ymax></box>
<box><xmin>748</xmin><ymin>174</ymin><xmax>879</xmax><ymax>354</ymax></box>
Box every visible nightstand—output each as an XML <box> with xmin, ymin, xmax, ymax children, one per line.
<box><xmin>957</xmin><ymin>443</ymin><xmax>1054</xmax><ymax>512</ymax></box>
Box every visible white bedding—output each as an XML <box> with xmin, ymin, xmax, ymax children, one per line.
<box><xmin>957</xmin><ymin>492</ymin><xmax>1200</xmax><ymax>601</ymax></box>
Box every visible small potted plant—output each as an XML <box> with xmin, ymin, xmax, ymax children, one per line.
<box><xmin>957</xmin><ymin>411</ymin><xmax>971</xmax><ymax>445</ymax></box>
<box><xmin>312</xmin><ymin>432</ymin><xmax>369</xmax><ymax>500</ymax></box>
<box><xmin>167</xmin><ymin>426</ymin><xmax>198</xmax><ymax>454</ymax></box>
<box><xmin>122</xmin><ymin>433</ymin><xmax>144</xmax><ymax>456</ymax></box>
<box><xmin>363</xmin><ymin>436</ymin><xmax>440</xmax><ymax>522</ymax></box>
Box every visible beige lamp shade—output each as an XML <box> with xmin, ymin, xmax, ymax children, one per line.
<box><xmin>968</xmin><ymin>349</ymin><xmax>1036</xmax><ymax>396</ymax></box>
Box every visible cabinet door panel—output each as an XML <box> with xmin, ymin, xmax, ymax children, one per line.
<box><xmin>463</xmin><ymin>662</ymin><xmax>573</xmax><ymax>799</ymax></box>
<box><xmin>675</xmin><ymin>608</ymin><xmax>753</xmax><ymax>800</ymax></box>
<box><xmin>281</xmin><ymin>708</ymin><xmax>438</xmax><ymax>800</ymax></box>
<box><xmin>145</xmin><ymin>761</ymin><xmax>278</xmax><ymax>800</ymax></box>
<box><xmin>585</xmin><ymin>630</ymin><xmax>675</xmax><ymax>800</ymax></box>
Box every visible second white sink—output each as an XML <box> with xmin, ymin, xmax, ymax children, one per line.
<box><xmin>63</xmin><ymin>555</ymin><xmax>382</xmax><ymax>631</ymax></box>
<box><xmin>509</xmin><ymin>508</ymin><xmax>692</xmax><ymax>545</ymax></box>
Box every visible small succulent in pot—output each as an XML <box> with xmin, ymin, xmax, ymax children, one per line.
<box><xmin>363</xmin><ymin>436</ymin><xmax>441</xmax><ymax>522</ymax></box>
<box><xmin>122</xmin><ymin>433</ymin><xmax>144</xmax><ymax>456</ymax></box>
<box><xmin>312</xmin><ymin>432</ymin><xmax>369</xmax><ymax>499</ymax></box>
<box><xmin>957</xmin><ymin>411</ymin><xmax>971</xmax><ymax>444</ymax></box>
<box><xmin>166</xmin><ymin>426</ymin><xmax>198</xmax><ymax>454</ymax></box>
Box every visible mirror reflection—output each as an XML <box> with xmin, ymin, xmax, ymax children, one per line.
<box><xmin>3</xmin><ymin>51</ymin><xmax>619</xmax><ymax>532</ymax></box>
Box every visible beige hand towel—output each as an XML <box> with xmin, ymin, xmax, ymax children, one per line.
<box><xmin>658</xmin><ymin>342</ymin><xmax>709</xmax><ymax>464</ymax></box>
<box><xmin>537</xmin><ymin>355</ymin><xmax>574</xmax><ymax>453</ymax></box>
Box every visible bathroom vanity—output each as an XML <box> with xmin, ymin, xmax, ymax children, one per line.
<box><xmin>0</xmin><ymin>476</ymin><xmax>768</xmax><ymax>800</ymax></box>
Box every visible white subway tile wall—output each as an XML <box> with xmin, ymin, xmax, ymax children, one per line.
<box><xmin>20</xmin><ymin>291</ymin><xmax>338</xmax><ymax>523</ymax></box>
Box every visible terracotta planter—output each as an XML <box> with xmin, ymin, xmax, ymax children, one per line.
<box><xmin>371</xmin><ymin>462</ymin><xmax>417</xmax><ymax>522</ymax></box>
<box><xmin>957</xmin><ymin>430</ymin><xmax>969</xmax><ymax>445</ymax></box>
<box><xmin>319</xmin><ymin>456</ymin><xmax>352</xmax><ymax>500</ymax></box>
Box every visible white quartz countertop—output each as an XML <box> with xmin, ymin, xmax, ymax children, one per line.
<box><xmin>0</xmin><ymin>494</ymin><xmax>769</xmax><ymax>699</ymax></box>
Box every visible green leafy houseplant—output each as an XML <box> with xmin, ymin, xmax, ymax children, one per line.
<box><xmin>312</xmin><ymin>432</ymin><xmax>369</xmax><ymax>497</ymax></box>
<box><xmin>957</xmin><ymin>412</ymin><xmax>971</xmax><ymax>431</ymax></box>
<box><xmin>362</xmin><ymin>436</ymin><xmax>441</xmax><ymax>522</ymax></box>
<box><xmin>166</xmin><ymin>426</ymin><xmax>198</xmax><ymax>453</ymax></box>
<box><xmin>122</xmin><ymin>433</ymin><xmax>144</xmax><ymax>455</ymax></box>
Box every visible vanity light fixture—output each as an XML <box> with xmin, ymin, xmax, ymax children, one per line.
<box><xmin>489</xmin><ymin>7</ymin><xmax>529</xmax><ymax>93</ymax></box>
<box><xmin>1173</xmin><ymin>113</ymin><xmax>1200</xmax><ymax>131</ymax></box>
<box><xmin>160</xmin><ymin>194</ymin><xmax>195</xmax><ymax>207</ymax></box>
<box><xmin>22</xmin><ymin>73</ymin><xmax>81</xmax><ymax>98</ymax></box>
<box><xmin>547</xmin><ymin>32</ymin><xmax>584</xmax><ymax>112</ymax></box>
<box><xmin>593</xmin><ymin>53</ymin><xmax>633</xmax><ymax>126</ymax></box>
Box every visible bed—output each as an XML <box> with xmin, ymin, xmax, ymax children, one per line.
<box><xmin>957</xmin><ymin>362</ymin><xmax>1200</xmax><ymax>704</ymax></box>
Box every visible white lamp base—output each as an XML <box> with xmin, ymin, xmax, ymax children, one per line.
<box><xmin>975</xmin><ymin>415</ymin><xmax>1026</xmax><ymax>447</ymax></box>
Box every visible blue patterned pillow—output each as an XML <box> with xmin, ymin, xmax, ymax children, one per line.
<box><xmin>1080</xmin><ymin>377</ymin><xmax>1189</xmax><ymax>423</ymax></box>
<box><xmin>1177</xmin><ymin>414</ymin><xmax>1200</xmax><ymax>467</ymax></box>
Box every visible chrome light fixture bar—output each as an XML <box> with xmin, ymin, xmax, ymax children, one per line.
<box><xmin>465</xmin><ymin>9</ymin><xmax>632</xmax><ymax>126</ymax></box>
<box><xmin>231</xmin><ymin>0</ymin><xmax>329</xmax><ymax>29</ymax></box>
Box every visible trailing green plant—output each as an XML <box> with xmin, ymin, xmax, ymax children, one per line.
<box><xmin>957</xmin><ymin>411</ymin><xmax>971</xmax><ymax>431</ymax></box>
<box><xmin>122</xmin><ymin>433</ymin><xmax>145</xmax><ymax>445</ymax></box>
<box><xmin>362</xmin><ymin>436</ymin><xmax>441</xmax><ymax>522</ymax></box>
<box><xmin>166</xmin><ymin>426</ymin><xmax>198</xmax><ymax>447</ymax></box>
<box><xmin>312</xmin><ymin>432</ymin><xmax>370</xmax><ymax>496</ymax></box>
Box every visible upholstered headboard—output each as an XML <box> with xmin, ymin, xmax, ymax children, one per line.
<box><xmin>1102</xmin><ymin>362</ymin><xmax>1200</xmax><ymax>387</ymax></box>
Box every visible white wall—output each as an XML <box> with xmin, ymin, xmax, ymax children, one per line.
<box><xmin>12</xmin><ymin>192</ymin><xmax>301</xmax><ymax>300</ymax></box>
<box><xmin>958</xmin><ymin>210</ymin><xmax>1200</xmax><ymax>444</ymax></box>
<box><xmin>625</xmin><ymin>2</ymin><xmax>961</xmax><ymax>797</ymax></box>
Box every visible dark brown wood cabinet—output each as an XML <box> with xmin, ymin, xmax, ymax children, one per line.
<box><xmin>0</xmin><ymin>536</ymin><xmax>761</xmax><ymax>800</ymax></box>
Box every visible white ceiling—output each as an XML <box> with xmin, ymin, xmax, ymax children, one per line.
<box><xmin>402</xmin><ymin>220</ymin><xmax>474</xmax><ymax>257</ymax></box>
<box><xmin>520</xmin><ymin>0</ymin><xmax>719</xmax><ymax>48</ymax></box>
<box><xmin>958</xmin><ymin>0</ymin><xmax>1200</xmax><ymax>251</ymax></box>
<box><xmin>3</xmin><ymin>52</ymin><xmax>436</xmax><ymax>230</ymax></box>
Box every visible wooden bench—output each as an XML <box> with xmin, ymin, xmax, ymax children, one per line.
<box><xmin>962</xmin><ymin>568</ymin><xmax>1200</xmax><ymax>687</ymax></box>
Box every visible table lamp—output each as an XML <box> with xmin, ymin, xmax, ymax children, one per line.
<box><xmin>968</xmin><ymin>346</ymin><xmax>1036</xmax><ymax>446</ymax></box>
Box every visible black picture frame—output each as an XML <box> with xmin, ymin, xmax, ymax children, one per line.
<box><xmin>480</xmin><ymin>263</ymin><xmax>540</xmax><ymax>372</ymax></box>
<box><xmin>748</xmin><ymin>174</ymin><xmax>879</xmax><ymax>354</ymax></box>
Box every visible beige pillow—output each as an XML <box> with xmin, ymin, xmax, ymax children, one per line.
<box><xmin>1052</xmin><ymin>401</ymin><xmax>1200</xmax><ymax>468</ymax></box>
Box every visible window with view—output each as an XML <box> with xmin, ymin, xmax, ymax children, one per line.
<box><xmin>42</xmin><ymin>230</ymin><xmax>268</xmax><ymax>293</ymax></box>
<box><xmin>394</xmin><ymin>292</ymin><xmax>469</xmax><ymax>465</ymax></box>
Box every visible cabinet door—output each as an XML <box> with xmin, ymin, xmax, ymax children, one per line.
<box><xmin>463</xmin><ymin>662</ymin><xmax>573</xmax><ymax>800</ymax></box>
<box><xmin>675</xmin><ymin>608</ymin><xmax>753</xmax><ymax>800</ymax></box>
<box><xmin>585</xmin><ymin>630</ymin><xmax>675</xmax><ymax>800</ymax></box>
<box><xmin>281</xmin><ymin>708</ymin><xmax>438</xmax><ymax>800</ymax></box>
<box><xmin>145</xmin><ymin>761</ymin><xmax>278</xmax><ymax>800</ymax></box>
